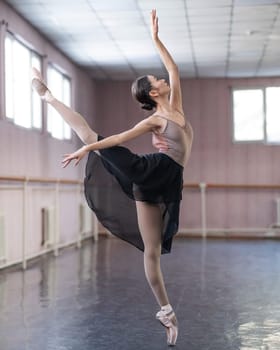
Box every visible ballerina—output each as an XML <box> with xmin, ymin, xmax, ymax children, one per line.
<box><xmin>32</xmin><ymin>9</ymin><xmax>193</xmax><ymax>346</ymax></box>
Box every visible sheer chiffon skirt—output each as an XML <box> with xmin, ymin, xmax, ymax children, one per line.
<box><xmin>84</xmin><ymin>136</ymin><xmax>184</xmax><ymax>254</ymax></box>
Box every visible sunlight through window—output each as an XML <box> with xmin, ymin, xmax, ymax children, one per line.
<box><xmin>4</xmin><ymin>33</ymin><xmax>42</xmax><ymax>130</ymax></box>
<box><xmin>47</xmin><ymin>66</ymin><xmax>71</xmax><ymax>140</ymax></box>
<box><xmin>233</xmin><ymin>88</ymin><xmax>280</xmax><ymax>144</ymax></box>
<box><xmin>266</xmin><ymin>87</ymin><xmax>280</xmax><ymax>143</ymax></box>
<box><xmin>233</xmin><ymin>89</ymin><xmax>264</xmax><ymax>142</ymax></box>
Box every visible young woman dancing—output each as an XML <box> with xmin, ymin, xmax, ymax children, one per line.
<box><xmin>32</xmin><ymin>9</ymin><xmax>193</xmax><ymax>346</ymax></box>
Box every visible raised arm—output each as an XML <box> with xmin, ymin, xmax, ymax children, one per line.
<box><xmin>150</xmin><ymin>9</ymin><xmax>183</xmax><ymax>114</ymax></box>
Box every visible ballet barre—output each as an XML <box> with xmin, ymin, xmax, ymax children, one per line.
<box><xmin>1</xmin><ymin>176</ymin><xmax>280</xmax><ymax>270</ymax></box>
<box><xmin>183</xmin><ymin>182</ymin><xmax>280</xmax><ymax>239</ymax></box>
<box><xmin>0</xmin><ymin>176</ymin><xmax>98</xmax><ymax>270</ymax></box>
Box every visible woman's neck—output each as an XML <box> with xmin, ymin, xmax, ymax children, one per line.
<box><xmin>155</xmin><ymin>98</ymin><xmax>171</xmax><ymax>115</ymax></box>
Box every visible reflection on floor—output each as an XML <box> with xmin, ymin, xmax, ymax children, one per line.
<box><xmin>1</xmin><ymin>236</ymin><xmax>280</xmax><ymax>350</ymax></box>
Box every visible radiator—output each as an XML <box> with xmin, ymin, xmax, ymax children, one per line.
<box><xmin>0</xmin><ymin>213</ymin><xmax>5</xmax><ymax>264</ymax></box>
<box><xmin>42</xmin><ymin>207</ymin><xmax>56</xmax><ymax>248</ymax></box>
<box><xmin>80</xmin><ymin>203</ymin><xmax>93</xmax><ymax>234</ymax></box>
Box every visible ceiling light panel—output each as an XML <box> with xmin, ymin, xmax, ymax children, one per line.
<box><xmin>257</xmin><ymin>67</ymin><xmax>280</xmax><ymax>77</ymax></box>
<box><xmin>87</xmin><ymin>0</ymin><xmax>138</xmax><ymax>11</ymax></box>
<box><xmin>232</xmin><ymin>20</ymin><xmax>273</xmax><ymax>29</ymax></box>
<box><xmin>40</xmin><ymin>0</ymin><xmax>80</xmax><ymax>3</ymax></box>
<box><xmin>234</xmin><ymin>0</ymin><xmax>279</xmax><ymax>5</ymax></box>
<box><xmin>107</xmin><ymin>28</ymin><xmax>150</xmax><ymax>41</ymax></box>
<box><xmin>233</xmin><ymin>5</ymin><xmax>278</xmax><ymax>16</ymax></box>
<box><xmin>52</xmin><ymin>11</ymin><xmax>101</xmax><ymax>25</ymax></box>
<box><xmin>191</xmin><ymin>29</ymin><xmax>230</xmax><ymax>38</ymax></box>
<box><xmin>133</xmin><ymin>66</ymin><xmax>168</xmax><ymax>77</ymax></box>
<box><xmin>192</xmin><ymin>37</ymin><xmax>229</xmax><ymax>46</ymax></box>
<box><xmin>88</xmin><ymin>54</ymin><xmax>127</xmax><ymax>66</ymax></box>
<box><xmin>138</xmin><ymin>0</ymin><xmax>185</xmax><ymax>8</ymax></box>
<box><xmin>227</xmin><ymin>63</ymin><xmax>257</xmax><ymax>77</ymax></box>
<box><xmin>122</xmin><ymin>49</ymin><xmax>159</xmax><ymax>61</ymax></box>
<box><xmin>186</xmin><ymin>0</ymin><xmax>232</xmax><ymax>8</ymax></box>
<box><xmin>116</xmin><ymin>38</ymin><xmax>154</xmax><ymax>50</ymax></box>
<box><xmin>129</xmin><ymin>59</ymin><xmax>162</xmax><ymax>70</ymax></box>
<box><xmin>186</xmin><ymin>7</ymin><xmax>232</xmax><ymax>17</ymax></box>
<box><xmin>97</xmin><ymin>11</ymin><xmax>143</xmax><ymax>25</ymax></box>
<box><xmin>230</xmin><ymin>38</ymin><xmax>267</xmax><ymax>48</ymax></box>
<box><xmin>265</xmin><ymin>43</ymin><xmax>280</xmax><ymax>53</ymax></box>
<box><xmin>196</xmin><ymin>56</ymin><xmax>227</xmax><ymax>64</ymax></box>
<box><xmin>43</xmin><ymin>1</ymin><xmax>90</xmax><ymax>12</ymax></box>
<box><xmin>198</xmin><ymin>67</ymin><xmax>227</xmax><ymax>77</ymax></box>
<box><xmin>189</xmin><ymin>16</ymin><xmax>231</xmax><ymax>25</ymax></box>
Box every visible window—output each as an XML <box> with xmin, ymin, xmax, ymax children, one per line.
<box><xmin>266</xmin><ymin>87</ymin><xmax>280</xmax><ymax>143</ymax></box>
<box><xmin>233</xmin><ymin>87</ymin><xmax>280</xmax><ymax>144</ymax></box>
<box><xmin>47</xmin><ymin>66</ymin><xmax>71</xmax><ymax>140</ymax></box>
<box><xmin>5</xmin><ymin>33</ymin><xmax>42</xmax><ymax>129</ymax></box>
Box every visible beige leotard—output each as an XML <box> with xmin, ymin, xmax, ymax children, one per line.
<box><xmin>152</xmin><ymin>116</ymin><xmax>193</xmax><ymax>167</ymax></box>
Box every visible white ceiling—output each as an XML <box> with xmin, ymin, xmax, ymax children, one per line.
<box><xmin>4</xmin><ymin>0</ymin><xmax>280</xmax><ymax>80</ymax></box>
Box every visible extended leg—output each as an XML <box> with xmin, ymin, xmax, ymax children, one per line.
<box><xmin>32</xmin><ymin>68</ymin><xmax>97</xmax><ymax>144</ymax></box>
<box><xmin>49</xmin><ymin>98</ymin><xmax>97</xmax><ymax>144</ymax></box>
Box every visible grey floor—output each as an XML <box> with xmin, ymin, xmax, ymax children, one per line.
<box><xmin>1</xmin><ymin>237</ymin><xmax>280</xmax><ymax>350</ymax></box>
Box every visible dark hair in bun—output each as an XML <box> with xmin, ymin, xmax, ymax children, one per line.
<box><xmin>131</xmin><ymin>76</ymin><xmax>157</xmax><ymax>111</ymax></box>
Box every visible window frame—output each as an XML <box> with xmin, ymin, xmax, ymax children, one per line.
<box><xmin>232</xmin><ymin>86</ymin><xmax>280</xmax><ymax>145</ymax></box>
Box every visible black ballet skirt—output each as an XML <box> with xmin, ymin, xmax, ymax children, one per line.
<box><xmin>84</xmin><ymin>135</ymin><xmax>183</xmax><ymax>254</ymax></box>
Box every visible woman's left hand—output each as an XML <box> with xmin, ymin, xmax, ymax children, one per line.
<box><xmin>62</xmin><ymin>145</ymin><xmax>88</xmax><ymax>168</ymax></box>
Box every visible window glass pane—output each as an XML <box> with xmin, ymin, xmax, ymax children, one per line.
<box><xmin>13</xmin><ymin>40</ymin><xmax>31</xmax><ymax>128</ymax></box>
<box><xmin>47</xmin><ymin>106</ymin><xmax>64</xmax><ymax>140</ymax></box>
<box><xmin>31</xmin><ymin>55</ymin><xmax>42</xmax><ymax>129</ymax></box>
<box><xmin>4</xmin><ymin>34</ymin><xmax>42</xmax><ymax>129</ymax></box>
<box><xmin>63</xmin><ymin>78</ymin><xmax>71</xmax><ymax>139</ymax></box>
<box><xmin>47</xmin><ymin>67</ymin><xmax>63</xmax><ymax>139</ymax></box>
<box><xmin>49</xmin><ymin>68</ymin><xmax>63</xmax><ymax>98</ymax></box>
<box><xmin>47</xmin><ymin>66</ymin><xmax>71</xmax><ymax>140</ymax></box>
<box><xmin>266</xmin><ymin>87</ymin><xmax>280</xmax><ymax>143</ymax></box>
<box><xmin>31</xmin><ymin>55</ymin><xmax>40</xmax><ymax>71</ymax></box>
<box><xmin>63</xmin><ymin>123</ymin><xmax>71</xmax><ymax>140</ymax></box>
<box><xmin>233</xmin><ymin>89</ymin><xmax>264</xmax><ymax>141</ymax></box>
<box><xmin>5</xmin><ymin>36</ymin><xmax>14</xmax><ymax>119</ymax></box>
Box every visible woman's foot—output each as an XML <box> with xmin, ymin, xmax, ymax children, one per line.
<box><xmin>156</xmin><ymin>305</ymin><xmax>178</xmax><ymax>346</ymax></box>
<box><xmin>31</xmin><ymin>67</ymin><xmax>54</xmax><ymax>102</ymax></box>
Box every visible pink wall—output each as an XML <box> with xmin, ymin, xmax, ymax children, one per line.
<box><xmin>0</xmin><ymin>1</ymin><xmax>97</xmax><ymax>264</ymax></box>
<box><xmin>95</xmin><ymin>78</ymin><xmax>280</xmax><ymax>232</ymax></box>
<box><xmin>0</xmin><ymin>1</ymin><xmax>97</xmax><ymax>179</ymax></box>
<box><xmin>1</xmin><ymin>0</ymin><xmax>280</xmax><ymax>264</ymax></box>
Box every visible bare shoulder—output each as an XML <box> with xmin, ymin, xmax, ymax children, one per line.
<box><xmin>144</xmin><ymin>114</ymin><xmax>166</xmax><ymax>128</ymax></box>
<box><xmin>132</xmin><ymin>114</ymin><xmax>163</xmax><ymax>133</ymax></box>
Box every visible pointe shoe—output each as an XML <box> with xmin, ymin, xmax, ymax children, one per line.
<box><xmin>156</xmin><ymin>307</ymin><xmax>178</xmax><ymax>346</ymax></box>
<box><xmin>31</xmin><ymin>67</ymin><xmax>43</xmax><ymax>80</ymax></box>
<box><xmin>31</xmin><ymin>68</ymin><xmax>54</xmax><ymax>102</ymax></box>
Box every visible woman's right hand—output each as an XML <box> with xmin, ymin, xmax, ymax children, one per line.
<box><xmin>62</xmin><ymin>145</ymin><xmax>88</xmax><ymax>168</ymax></box>
<box><xmin>150</xmin><ymin>9</ymin><xmax>159</xmax><ymax>40</ymax></box>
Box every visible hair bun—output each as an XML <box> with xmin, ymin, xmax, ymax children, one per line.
<box><xmin>141</xmin><ymin>103</ymin><xmax>154</xmax><ymax>111</ymax></box>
